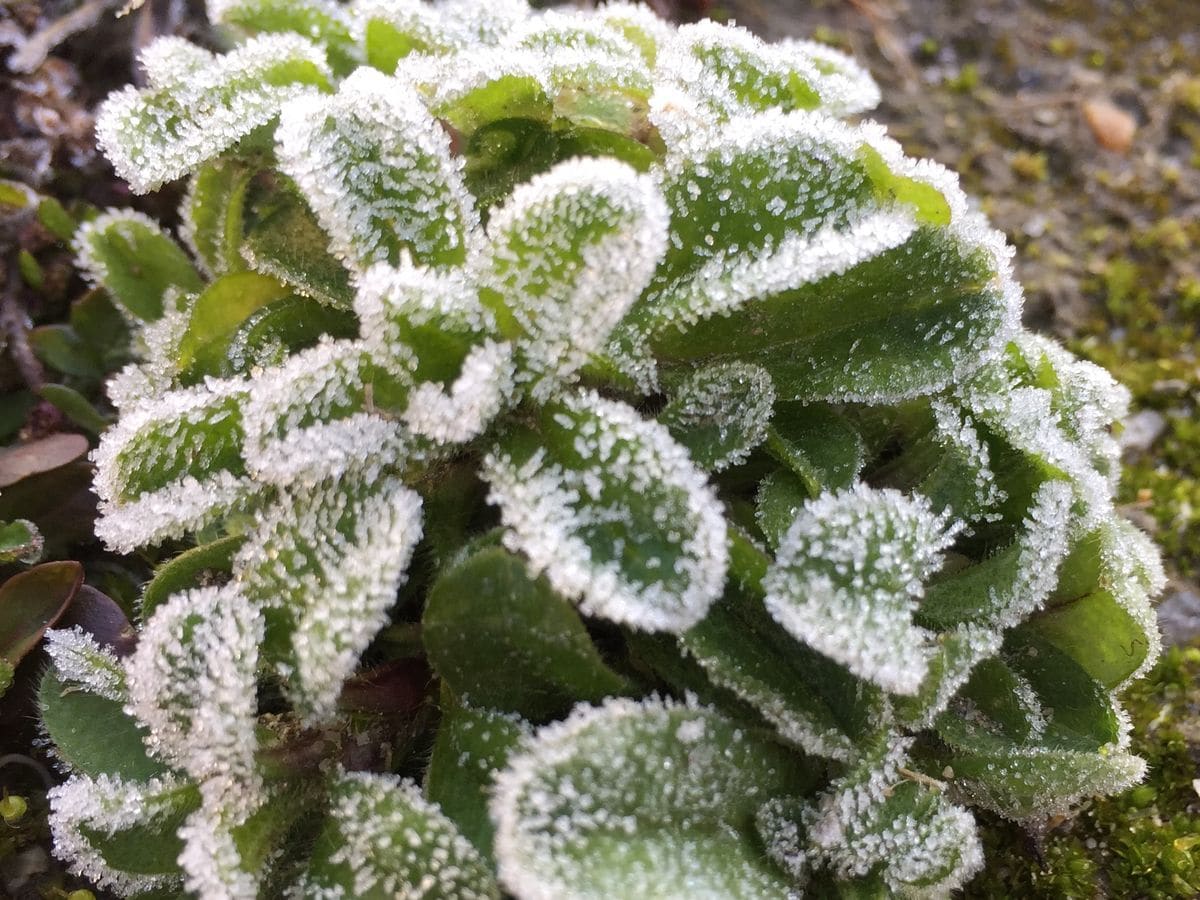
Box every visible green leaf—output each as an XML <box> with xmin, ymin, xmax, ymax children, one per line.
<box><xmin>424</xmin><ymin>548</ymin><xmax>631</xmax><ymax>720</ymax></box>
<box><xmin>859</xmin><ymin>144</ymin><xmax>951</xmax><ymax>226</ymax></box>
<box><xmin>484</xmin><ymin>390</ymin><xmax>726</xmax><ymax>634</ymax></box>
<box><xmin>0</xmin><ymin>561</ymin><xmax>80</xmax><ymax>673</ymax></box>
<box><xmin>807</xmin><ymin>738</ymin><xmax>983</xmax><ymax>895</ymax></box>
<box><xmin>96</xmin><ymin>34</ymin><xmax>332</xmax><ymax>193</ymax></box>
<box><xmin>181</xmin><ymin>159</ymin><xmax>254</xmax><ymax>276</ymax></box>
<box><xmin>478</xmin><ymin>155</ymin><xmax>667</xmax><ymax>399</ymax></box>
<box><xmin>946</xmin><ymin>746</ymin><xmax>1146</xmax><ymax>821</ymax></box>
<box><xmin>213</xmin><ymin>294</ymin><xmax>359</xmax><ymax>378</ymax></box>
<box><xmin>141</xmin><ymin>534</ymin><xmax>244</xmax><ymax>619</ymax></box>
<box><xmin>18</xmin><ymin>248</ymin><xmax>43</xmax><ymax>288</ymax></box>
<box><xmin>360</xmin><ymin>0</ymin><xmax>464</xmax><ymax>73</ymax></box>
<box><xmin>0</xmin><ymin>390</ymin><xmax>35</xmax><ymax>442</ymax></box>
<box><xmin>893</xmin><ymin>623</ymin><xmax>1001</xmax><ymax>730</ymax></box>
<box><xmin>73</xmin><ymin>211</ymin><xmax>203</xmax><ymax>321</ymax></box>
<box><xmin>461</xmin><ymin>116</ymin><xmax>559</xmax><ymax>212</ymax></box>
<box><xmin>125</xmin><ymin>585</ymin><xmax>262</xmax><ymax>787</ymax></box>
<box><xmin>40</xmin><ymin>669</ymin><xmax>166</xmax><ymax>780</ymax></box>
<box><xmin>174</xmin><ymin>271</ymin><xmax>292</xmax><ymax>379</ymax></box>
<box><xmin>29</xmin><ymin>324</ymin><xmax>103</xmax><ymax>379</ymax></box>
<box><xmin>275</xmin><ymin>66</ymin><xmax>478</xmax><ymax>271</ymax></box>
<box><xmin>38</xmin><ymin>196</ymin><xmax>77</xmax><ymax>241</ymax></box>
<box><xmin>0</xmin><ymin>179</ymin><xmax>33</xmax><ymax>208</ymax></box>
<box><xmin>627</xmin><ymin>113</ymin><xmax>1012</xmax><ymax>403</ymax></box>
<box><xmin>298</xmin><ymin>770</ymin><xmax>500</xmax><ymax>899</ymax></box>
<box><xmin>68</xmin><ymin>289</ymin><xmax>131</xmax><ymax>367</ymax></box>
<box><xmin>425</xmin><ymin>699</ymin><xmax>529</xmax><ymax>863</ymax></box>
<box><xmin>681</xmin><ymin>586</ymin><xmax>876</xmax><ymax>761</ymax></box>
<box><xmin>766</xmin><ymin>404</ymin><xmax>865</xmax><ymax>494</ymax></box>
<box><xmin>1019</xmin><ymin>589</ymin><xmax>1151</xmax><ymax>690</ymax></box>
<box><xmin>48</xmin><ymin>772</ymin><xmax>198</xmax><ymax>892</ymax></box>
<box><xmin>917</xmin><ymin>479</ymin><xmax>1074</xmax><ymax>631</ymax></box>
<box><xmin>211</xmin><ymin>0</ymin><xmax>359</xmax><ymax>75</ymax></box>
<box><xmin>491</xmin><ymin>697</ymin><xmax>815</xmax><ymax>898</ymax></box>
<box><xmin>660</xmin><ymin>21</ymin><xmax>823</xmax><ymax>117</ymax></box>
<box><xmin>660</xmin><ymin>362</ymin><xmax>774</xmax><ymax>472</ymax></box>
<box><xmin>93</xmin><ymin>381</ymin><xmax>254</xmax><ymax>552</ymax></box>
<box><xmin>755</xmin><ymin>469</ymin><xmax>812</xmax><ymax>549</ymax></box>
<box><xmin>234</xmin><ymin>476</ymin><xmax>424</xmax><ymax>721</ymax></box>
<box><xmin>37</xmin><ymin>383</ymin><xmax>110</xmax><ymax>435</ymax></box>
<box><xmin>762</xmin><ymin>484</ymin><xmax>959</xmax><ymax>695</ymax></box>
<box><xmin>0</xmin><ymin>518</ymin><xmax>43</xmax><ymax>564</ymax></box>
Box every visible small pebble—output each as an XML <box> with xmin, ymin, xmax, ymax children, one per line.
<box><xmin>1082</xmin><ymin>98</ymin><xmax>1136</xmax><ymax>153</ymax></box>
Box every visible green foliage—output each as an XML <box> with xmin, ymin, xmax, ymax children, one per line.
<box><xmin>37</xmin><ymin>1</ymin><xmax>1164</xmax><ymax>897</ymax></box>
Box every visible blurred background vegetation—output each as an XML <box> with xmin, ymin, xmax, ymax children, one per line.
<box><xmin>1</xmin><ymin>0</ymin><xmax>1196</xmax><ymax>896</ymax></box>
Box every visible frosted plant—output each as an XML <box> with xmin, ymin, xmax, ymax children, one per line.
<box><xmin>42</xmin><ymin>1</ymin><xmax>1161</xmax><ymax>896</ymax></box>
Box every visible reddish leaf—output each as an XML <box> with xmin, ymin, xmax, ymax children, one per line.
<box><xmin>0</xmin><ymin>561</ymin><xmax>82</xmax><ymax>669</ymax></box>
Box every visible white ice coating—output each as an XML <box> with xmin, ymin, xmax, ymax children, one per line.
<box><xmin>985</xmin><ymin>478</ymin><xmax>1074</xmax><ymax>629</ymax></box>
<box><xmin>209</xmin><ymin>0</ymin><xmax>356</xmax><ymax>35</ymax></box>
<box><xmin>763</xmin><ymin>483</ymin><xmax>961</xmax><ymax>695</ymax></box>
<box><xmin>276</xmin><ymin>66</ymin><xmax>479</xmax><ymax>272</ymax></box>
<box><xmin>241</xmin><ymin>337</ymin><xmax>413</xmax><ymax>485</ymax></box>
<box><xmin>657</xmin><ymin>207</ymin><xmax>919</xmax><ymax>330</ymax></box>
<box><xmin>97</xmin><ymin>34</ymin><xmax>330</xmax><ymax>193</ymax></box>
<box><xmin>47</xmin><ymin>772</ymin><xmax>191</xmax><ymax>896</ymax></box>
<box><xmin>807</xmin><ymin>737</ymin><xmax>984</xmax><ymax>897</ymax></box>
<box><xmin>124</xmin><ymin>584</ymin><xmax>263</xmax><ymax>811</ymax></box>
<box><xmin>483</xmin><ymin>390</ymin><xmax>727</xmax><ymax>634</ymax></box>
<box><xmin>951</xmin><ymin>746</ymin><xmax>1148</xmax><ymax>822</ymax></box>
<box><xmin>929</xmin><ymin>399</ymin><xmax>1007</xmax><ymax>521</ymax></box>
<box><xmin>402</xmin><ymin>340</ymin><xmax>515</xmax><ymax>444</ymax></box>
<box><xmin>479</xmin><ymin>156</ymin><xmax>669</xmax><ymax>400</ymax></box>
<box><xmin>660</xmin><ymin>361</ymin><xmax>775</xmax><ymax>471</ymax></box>
<box><xmin>355</xmin><ymin>260</ymin><xmax>490</xmax><ymax>343</ymax></box>
<box><xmin>655</xmin><ymin>19</ymin><xmax>878</xmax><ymax>121</ymax></box>
<box><xmin>65</xmin><ymin>2</ymin><xmax>1168</xmax><ymax>894</ymax></box>
<box><xmin>234</xmin><ymin>476</ymin><xmax>423</xmax><ymax>722</ymax></box>
<box><xmin>72</xmin><ymin>209</ymin><xmax>176</xmax><ymax>301</ymax></box>
<box><xmin>352</xmin><ymin>0</ymin><xmax>530</xmax><ymax>51</ymax></box>
<box><xmin>178</xmin><ymin>793</ymin><xmax>263</xmax><ymax>900</ymax></box>
<box><xmin>294</xmin><ymin>771</ymin><xmax>496</xmax><ymax>899</ymax></box>
<box><xmin>899</xmin><ymin>623</ymin><xmax>1003</xmax><ymax>731</ymax></box>
<box><xmin>91</xmin><ymin>378</ymin><xmax>256</xmax><ymax>553</ymax></box>
<box><xmin>507</xmin><ymin>7</ymin><xmax>645</xmax><ymax>58</ymax></box>
<box><xmin>44</xmin><ymin>627</ymin><xmax>126</xmax><ymax>701</ymax></box>
<box><xmin>491</xmin><ymin>695</ymin><xmax>800</xmax><ymax>900</ymax></box>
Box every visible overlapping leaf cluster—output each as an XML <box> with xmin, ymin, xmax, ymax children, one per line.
<box><xmin>41</xmin><ymin>1</ymin><xmax>1163</xmax><ymax>896</ymax></box>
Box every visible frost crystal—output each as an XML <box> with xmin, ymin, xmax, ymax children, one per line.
<box><xmin>234</xmin><ymin>476</ymin><xmax>423</xmax><ymax>721</ymax></box>
<box><xmin>124</xmin><ymin>585</ymin><xmax>263</xmax><ymax>807</ymax></box>
<box><xmin>763</xmin><ymin>484</ymin><xmax>961</xmax><ymax>694</ymax></box>
<box><xmin>807</xmin><ymin>737</ymin><xmax>984</xmax><ymax>896</ymax></box>
<box><xmin>48</xmin><ymin>772</ymin><xmax>193</xmax><ymax>895</ymax></box>
<box><xmin>296</xmin><ymin>770</ymin><xmax>497</xmax><ymax>898</ymax></box>
<box><xmin>276</xmin><ymin>66</ymin><xmax>478</xmax><ymax>271</ymax></box>
<box><xmin>491</xmin><ymin>695</ymin><xmax>805</xmax><ymax>899</ymax></box>
<box><xmin>44</xmin><ymin>627</ymin><xmax>126</xmax><ymax>701</ymax></box>
<box><xmin>478</xmin><ymin>156</ymin><xmax>668</xmax><ymax>399</ymax></box>
<box><xmin>484</xmin><ymin>390</ymin><xmax>726</xmax><ymax>633</ymax></box>
<box><xmin>96</xmin><ymin>35</ymin><xmax>331</xmax><ymax>193</ymax></box>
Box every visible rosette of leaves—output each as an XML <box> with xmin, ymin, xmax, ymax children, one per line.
<box><xmin>42</xmin><ymin>1</ymin><xmax>1163</xmax><ymax>897</ymax></box>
